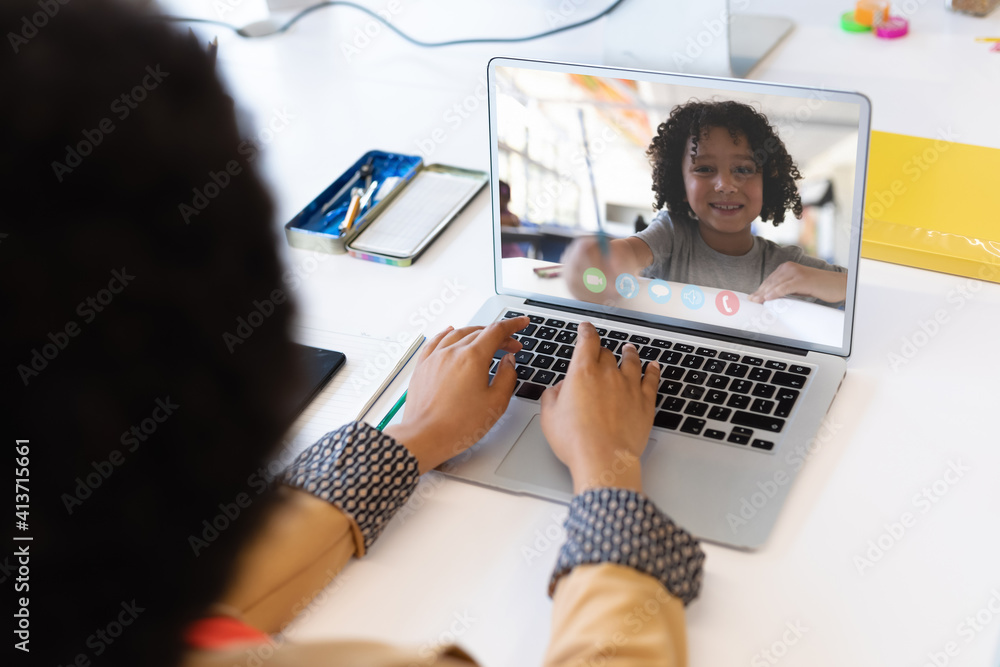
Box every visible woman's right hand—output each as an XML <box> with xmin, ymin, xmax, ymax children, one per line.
<box><xmin>540</xmin><ymin>322</ymin><xmax>660</xmax><ymax>494</ymax></box>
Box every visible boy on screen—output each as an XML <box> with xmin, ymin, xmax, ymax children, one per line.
<box><xmin>563</xmin><ymin>100</ymin><xmax>848</xmax><ymax>308</ymax></box>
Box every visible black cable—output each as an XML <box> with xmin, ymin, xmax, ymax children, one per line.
<box><xmin>161</xmin><ymin>0</ymin><xmax>627</xmax><ymax>43</ymax></box>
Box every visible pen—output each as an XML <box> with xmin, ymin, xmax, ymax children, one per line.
<box><xmin>975</xmin><ymin>37</ymin><xmax>1000</xmax><ymax>42</ymax></box>
<box><xmin>577</xmin><ymin>108</ymin><xmax>610</xmax><ymax>257</ymax></box>
<box><xmin>376</xmin><ymin>390</ymin><xmax>407</xmax><ymax>430</ymax></box>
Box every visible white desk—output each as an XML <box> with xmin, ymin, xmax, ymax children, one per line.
<box><xmin>170</xmin><ymin>0</ymin><xmax>1000</xmax><ymax>663</ymax></box>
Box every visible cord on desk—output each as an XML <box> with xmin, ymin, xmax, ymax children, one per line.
<box><xmin>159</xmin><ymin>0</ymin><xmax>627</xmax><ymax>43</ymax></box>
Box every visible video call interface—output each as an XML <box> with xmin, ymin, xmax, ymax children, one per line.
<box><xmin>493</xmin><ymin>64</ymin><xmax>864</xmax><ymax>351</ymax></box>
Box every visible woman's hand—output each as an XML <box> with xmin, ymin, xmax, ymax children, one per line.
<box><xmin>540</xmin><ymin>322</ymin><xmax>660</xmax><ymax>494</ymax></box>
<box><xmin>749</xmin><ymin>262</ymin><xmax>847</xmax><ymax>305</ymax></box>
<box><xmin>384</xmin><ymin>316</ymin><xmax>528</xmax><ymax>474</ymax></box>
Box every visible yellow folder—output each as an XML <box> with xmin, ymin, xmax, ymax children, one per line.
<box><xmin>862</xmin><ymin>130</ymin><xmax>1000</xmax><ymax>284</ymax></box>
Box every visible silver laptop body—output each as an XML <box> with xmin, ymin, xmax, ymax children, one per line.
<box><xmin>442</xmin><ymin>58</ymin><xmax>871</xmax><ymax>549</ymax></box>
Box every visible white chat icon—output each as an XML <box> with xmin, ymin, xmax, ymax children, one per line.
<box><xmin>650</xmin><ymin>284</ymin><xmax>669</xmax><ymax>297</ymax></box>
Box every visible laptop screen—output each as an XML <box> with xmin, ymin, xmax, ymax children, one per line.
<box><xmin>489</xmin><ymin>58</ymin><xmax>870</xmax><ymax>357</ymax></box>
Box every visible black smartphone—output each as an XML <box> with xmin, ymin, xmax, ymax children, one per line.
<box><xmin>282</xmin><ymin>343</ymin><xmax>346</xmax><ymax>426</ymax></box>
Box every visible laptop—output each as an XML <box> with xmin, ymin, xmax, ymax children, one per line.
<box><xmin>441</xmin><ymin>57</ymin><xmax>870</xmax><ymax>549</ymax></box>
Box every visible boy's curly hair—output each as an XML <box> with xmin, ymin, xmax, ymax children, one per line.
<box><xmin>646</xmin><ymin>100</ymin><xmax>803</xmax><ymax>226</ymax></box>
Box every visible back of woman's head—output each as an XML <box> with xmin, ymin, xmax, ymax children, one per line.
<box><xmin>1</xmin><ymin>1</ymin><xmax>301</xmax><ymax>664</ymax></box>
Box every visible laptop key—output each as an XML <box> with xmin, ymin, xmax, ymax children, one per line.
<box><xmin>725</xmin><ymin>363</ymin><xmax>749</xmax><ymax>378</ymax></box>
<box><xmin>748</xmin><ymin>368</ymin><xmax>772</xmax><ymax>382</ymax></box>
<box><xmin>750</xmin><ymin>398</ymin><xmax>775</xmax><ymax>414</ymax></box>
<box><xmin>660</xmin><ymin>350</ymin><xmax>683</xmax><ymax>365</ymax></box>
<box><xmin>730</xmin><ymin>379</ymin><xmax>752</xmax><ymax>394</ymax></box>
<box><xmin>555</xmin><ymin>330</ymin><xmax>577</xmax><ymax>344</ymax></box>
<box><xmin>553</xmin><ymin>373</ymin><xmax>565</xmax><ymax>385</ymax></box>
<box><xmin>556</xmin><ymin>345</ymin><xmax>574</xmax><ymax>359</ymax></box>
<box><xmin>517</xmin><ymin>324</ymin><xmax>538</xmax><ymax>336</ymax></box>
<box><xmin>751</xmin><ymin>439</ymin><xmax>775</xmax><ymax>451</ymax></box>
<box><xmin>704</xmin><ymin>429</ymin><xmax>726</xmax><ymax>440</ymax></box>
<box><xmin>684</xmin><ymin>370</ymin><xmax>707</xmax><ymax>385</ymax></box>
<box><xmin>504</xmin><ymin>311</ymin><xmax>525</xmax><ymax>318</ymax></box>
<box><xmin>707</xmin><ymin>374</ymin><xmax>729</xmax><ymax>389</ymax></box>
<box><xmin>772</xmin><ymin>371</ymin><xmax>806</xmax><ymax>388</ymax></box>
<box><xmin>732</xmin><ymin>411</ymin><xmax>785</xmax><ymax>433</ymax></box>
<box><xmin>654</xmin><ymin>411</ymin><xmax>682</xmax><ymax>430</ymax></box>
<box><xmin>681</xmin><ymin>386</ymin><xmax>705</xmax><ymax>400</ymax></box>
<box><xmin>659</xmin><ymin>380</ymin><xmax>682</xmax><ymax>395</ymax></box>
<box><xmin>639</xmin><ymin>346</ymin><xmax>661</xmax><ymax>360</ymax></box>
<box><xmin>751</xmin><ymin>384</ymin><xmax>776</xmax><ymax>399</ymax></box>
<box><xmin>518</xmin><ymin>338</ymin><xmax>538</xmax><ymax>351</ymax></box>
<box><xmin>708</xmin><ymin>406</ymin><xmax>731</xmax><ymax>421</ymax></box>
<box><xmin>629</xmin><ymin>335</ymin><xmax>650</xmax><ymax>345</ymax></box>
<box><xmin>514</xmin><ymin>351</ymin><xmax>533</xmax><ymax>364</ymax></box>
<box><xmin>565</xmin><ymin>322</ymin><xmax>579</xmax><ymax>332</ymax></box>
<box><xmin>680</xmin><ymin>417</ymin><xmax>706</xmax><ymax>435</ymax></box>
<box><xmin>595</xmin><ymin>328</ymin><xmax>608</xmax><ymax>336</ymax></box>
<box><xmin>651</xmin><ymin>339</ymin><xmax>672</xmax><ymax>349</ymax></box>
<box><xmin>601</xmin><ymin>338</ymin><xmax>619</xmax><ymax>351</ymax></box>
<box><xmin>553</xmin><ymin>359</ymin><xmax>570</xmax><ymax>373</ymax></box>
<box><xmin>663</xmin><ymin>397</ymin><xmax>685</xmax><ymax>412</ymax></box>
<box><xmin>489</xmin><ymin>359</ymin><xmax>498</xmax><ymax>373</ymax></box>
<box><xmin>765</xmin><ymin>360</ymin><xmax>787</xmax><ymax>371</ymax></box>
<box><xmin>696</xmin><ymin>347</ymin><xmax>718</xmax><ymax>357</ymax></box>
<box><xmin>776</xmin><ymin>388</ymin><xmax>800</xmax><ymax>402</ymax></box>
<box><xmin>528</xmin><ymin>315</ymin><xmax>545</xmax><ymax>324</ymax></box>
<box><xmin>537</xmin><ymin>341</ymin><xmax>558</xmax><ymax>355</ymax></box>
<box><xmin>681</xmin><ymin>354</ymin><xmax>704</xmax><ymax>369</ymax></box>
<box><xmin>515</xmin><ymin>383</ymin><xmax>546</xmax><ymax>400</ymax></box>
<box><xmin>545</xmin><ymin>318</ymin><xmax>566</xmax><ymax>328</ymax></box>
<box><xmin>536</xmin><ymin>327</ymin><xmax>557</xmax><ymax>340</ymax></box>
<box><xmin>727</xmin><ymin>394</ymin><xmax>751</xmax><ymax>409</ymax></box>
<box><xmin>789</xmin><ymin>365</ymin><xmax>811</xmax><ymax>375</ymax></box>
<box><xmin>533</xmin><ymin>370</ymin><xmax>556</xmax><ymax>385</ymax></box>
<box><xmin>674</xmin><ymin>343</ymin><xmax>694</xmax><ymax>353</ymax></box>
<box><xmin>704</xmin><ymin>359</ymin><xmax>726</xmax><ymax>374</ymax></box>
<box><xmin>662</xmin><ymin>366</ymin><xmax>685</xmax><ymax>380</ymax></box>
<box><xmin>742</xmin><ymin>355</ymin><xmax>763</xmax><ymax>366</ymax></box>
<box><xmin>684</xmin><ymin>401</ymin><xmax>708</xmax><ymax>417</ymax></box>
<box><xmin>728</xmin><ymin>427</ymin><xmax>752</xmax><ymax>445</ymax></box>
<box><xmin>531</xmin><ymin>355</ymin><xmax>555</xmax><ymax>369</ymax></box>
<box><xmin>609</xmin><ymin>330</ymin><xmax>629</xmax><ymax>340</ymax></box>
<box><xmin>516</xmin><ymin>366</ymin><xmax>534</xmax><ymax>380</ymax></box>
<box><xmin>705</xmin><ymin>390</ymin><xmax>727</xmax><ymax>404</ymax></box>
<box><xmin>775</xmin><ymin>399</ymin><xmax>797</xmax><ymax>418</ymax></box>
<box><xmin>719</xmin><ymin>352</ymin><xmax>741</xmax><ymax>362</ymax></box>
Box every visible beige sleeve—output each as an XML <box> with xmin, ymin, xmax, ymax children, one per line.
<box><xmin>214</xmin><ymin>486</ymin><xmax>362</xmax><ymax>633</ymax></box>
<box><xmin>544</xmin><ymin>563</ymin><xmax>688</xmax><ymax>667</ymax></box>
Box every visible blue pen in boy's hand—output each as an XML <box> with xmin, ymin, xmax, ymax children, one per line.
<box><xmin>578</xmin><ymin>108</ymin><xmax>610</xmax><ymax>258</ymax></box>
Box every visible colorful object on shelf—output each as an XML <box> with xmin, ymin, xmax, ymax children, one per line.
<box><xmin>840</xmin><ymin>10</ymin><xmax>872</xmax><ymax>32</ymax></box>
<box><xmin>862</xmin><ymin>130</ymin><xmax>1000</xmax><ymax>284</ymax></box>
<box><xmin>854</xmin><ymin>0</ymin><xmax>890</xmax><ymax>26</ymax></box>
<box><xmin>876</xmin><ymin>16</ymin><xmax>909</xmax><ymax>39</ymax></box>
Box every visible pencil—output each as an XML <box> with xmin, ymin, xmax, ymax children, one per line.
<box><xmin>376</xmin><ymin>390</ymin><xmax>407</xmax><ymax>430</ymax></box>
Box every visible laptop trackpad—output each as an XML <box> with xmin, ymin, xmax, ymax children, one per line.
<box><xmin>494</xmin><ymin>415</ymin><xmax>574</xmax><ymax>494</ymax></box>
<box><xmin>494</xmin><ymin>414</ymin><xmax>658</xmax><ymax>495</ymax></box>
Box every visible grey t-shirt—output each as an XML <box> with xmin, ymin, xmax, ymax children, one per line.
<box><xmin>634</xmin><ymin>210</ymin><xmax>846</xmax><ymax>305</ymax></box>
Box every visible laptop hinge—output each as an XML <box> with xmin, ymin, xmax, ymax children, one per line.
<box><xmin>524</xmin><ymin>299</ymin><xmax>809</xmax><ymax>357</ymax></box>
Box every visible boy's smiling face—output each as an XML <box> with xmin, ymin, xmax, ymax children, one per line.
<box><xmin>682</xmin><ymin>126</ymin><xmax>763</xmax><ymax>252</ymax></box>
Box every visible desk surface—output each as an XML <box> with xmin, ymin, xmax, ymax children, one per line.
<box><xmin>169</xmin><ymin>0</ymin><xmax>1000</xmax><ymax>663</ymax></box>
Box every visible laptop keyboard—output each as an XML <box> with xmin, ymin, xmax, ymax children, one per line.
<box><xmin>489</xmin><ymin>310</ymin><xmax>814</xmax><ymax>454</ymax></box>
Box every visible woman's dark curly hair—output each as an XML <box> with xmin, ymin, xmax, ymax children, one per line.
<box><xmin>646</xmin><ymin>100</ymin><xmax>803</xmax><ymax>226</ymax></box>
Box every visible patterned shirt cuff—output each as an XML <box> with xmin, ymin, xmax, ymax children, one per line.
<box><xmin>548</xmin><ymin>488</ymin><xmax>706</xmax><ymax>606</ymax></box>
<box><xmin>280</xmin><ymin>422</ymin><xmax>420</xmax><ymax>554</ymax></box>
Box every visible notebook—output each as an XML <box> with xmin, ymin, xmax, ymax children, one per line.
<box><xmin>440</xmin><ymin>58</ymin><xmax>871</xmax><ymax>549</ymax></box>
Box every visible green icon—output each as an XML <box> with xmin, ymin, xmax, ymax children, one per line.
<box><xmin>583</xmin><ymin>267</ymin><xmax>607</xmax><ymax>293</ymax></box>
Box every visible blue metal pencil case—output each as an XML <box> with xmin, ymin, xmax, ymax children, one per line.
<box><xmin>284</xmin><ymin>150</ymin><xmax>421</xmax><ymax>254</ymax></box>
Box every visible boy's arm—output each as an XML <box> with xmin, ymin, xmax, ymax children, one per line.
<box><xmin>561</xmin><ymin>236</ymin><xmax>654</xmax><ymax>302</ymax></box>
<box><xmin>749</xmin><ymin>261</ymin><xmax>848</xmax><ymax>305</ymax></box>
